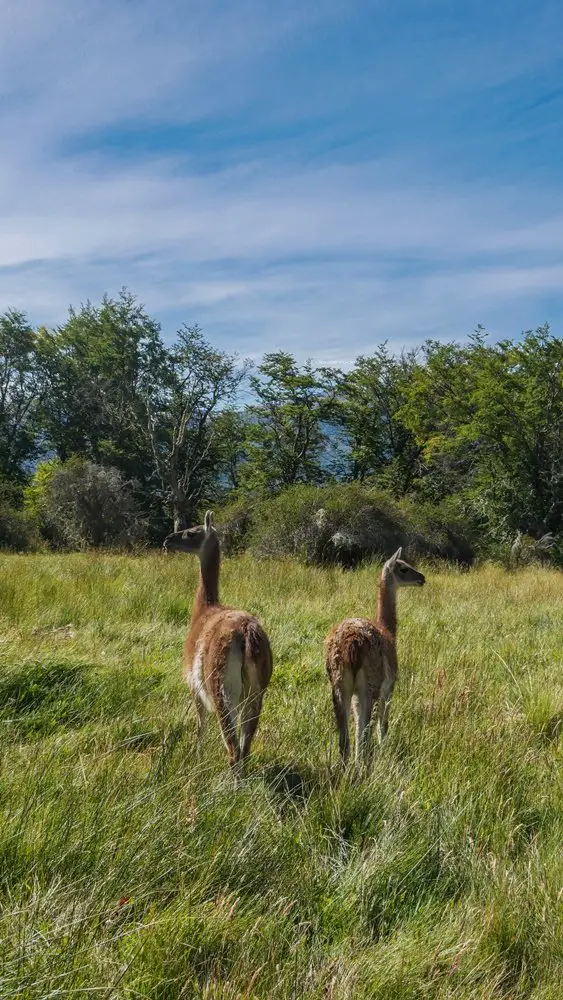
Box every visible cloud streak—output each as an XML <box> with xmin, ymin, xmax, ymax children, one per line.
<box><xmin>1</xmin><ymin>1</ymin><xmax>563</xmax><ymax>361</ymax></box>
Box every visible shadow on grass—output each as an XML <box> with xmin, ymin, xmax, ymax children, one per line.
<box><xmin>0</xmin><ymin>660</ymin><xmax>164</xmax><ymax>737</ymax></box>
<box><xmin>0</xmin><ymin>661</ymin><xmax>86</xmax><ymax>712</ymax></box>
<box><xmin>261</xmin><ymin>761</ymin><xmax>311</xmax><ymax>806</ymax></box>
<box><xmin>539</xmin><ymin>711</ymin><xmax>562</xmax><ymax>744</ymax></box>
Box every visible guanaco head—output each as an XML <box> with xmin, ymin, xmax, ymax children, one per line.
<box><xmin>162</xmin><ymin>510</ymin><xmax>217</xmax><ymax>554</ymax></box>
<box><xmin>383</xmin><ymin>547</ymin><xmax>425</xmax><ymax>587</ymax></box>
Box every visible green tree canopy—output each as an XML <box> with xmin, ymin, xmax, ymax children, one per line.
<box><xmin>337</xmin><ymin>345</ymin><xmax>420</xmax><ymax>492</ymax></box>
<box><xmin>243</xmin><ymin>352</ymin><xmax>339</xmax><ymax>493</ymax></box>
<box><xmin>144</xmin><ymin>325</ymin><xmax>250</xmax><ymax>529</ymax></box>
<box><xmin>0</xmin><ymin>310</ymin><xmax>44</xmax><ymax>481</ymax></box>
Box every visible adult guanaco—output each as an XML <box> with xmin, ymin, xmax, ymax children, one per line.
<box><xmin>325</xmin><ymin>547</ymin><xmax>425</xmax><ymax>763</ymax></box>
<box><xmin>163</xmin><ymin>511</ymin><xmax>273</xmax><ymax>775</ymax></box>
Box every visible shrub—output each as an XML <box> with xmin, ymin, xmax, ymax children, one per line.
<box><xmin>217</xmin><ymin>483</ymin><xmax>476</xmax><ymax>567</ymax></box>
<box><xmin>508</xmin><ymin>531</ymin><xmax>560</xmax><ymax>569</ymax></box>
<box><xmin>214</xmin><ymin>496</ymin><xmax>253</xmax><ymax>556</ymax></box>
<box><xmin>25</xmin><ymin>459</ymin><xmax>147</xmax><ymax>550</ymax></box>
<box><xmin>0</xmin><ymin>480</ymin><xmax>41</xmax><ymax>551</ymax></box>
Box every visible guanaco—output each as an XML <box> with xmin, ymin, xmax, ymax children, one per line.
<box><xmin>163</xmin><ymin>511</ymin><xmax>273</xmax><ymax>775</ymax></box>
<box><xmin>325</xmin><ymin>547</ymin><xmax>425</xmax><ymax>763</ymax></box>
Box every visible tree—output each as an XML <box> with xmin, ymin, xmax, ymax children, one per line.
<box><xmin>243</xmin><ymin>353</ymin><xmax>339</xmax><ymax>493</ymax></box>
<box><xmin>210</xmin><ymin>408</ymin><xmax>250</xmax><ymax>493</ymax></box>
<box><xmin>337</xmin><ymin>345</ymin><xmax>420</xmax><ymax>492</ymax></box>
<box><xmin>468</xmin><ymin>326</ymin><xmax>563</xmax><ymax>538</ymax></box>
<box><xmin>145</xmin><ymin>325</ymin><xmax>250</xmax><ymax>530</ymax></box>
<box><xmin>398</xmin><ymin>326</ymin><xmax>563</xmax><ymax>540</ymax></box>
<box><xmin>39</xmin><ymin>290</ymin><xmax>167</xmax><ymax>479</ymax></box>
<box><xmin>0</xmin><ymin>310</ymin><xmax>44</xmax><ymax>480</ymax></box>
<box><xmin>398</xmin><ymin>334</ymin><xmax>486</xmax><ymax>502</ymax></box>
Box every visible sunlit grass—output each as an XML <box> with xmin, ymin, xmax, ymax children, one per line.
<box><xmin>0</xmin><ymin>553</ymin><xmax>561</xmax><ymax>997</ymax></box>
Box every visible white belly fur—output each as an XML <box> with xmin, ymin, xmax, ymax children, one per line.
<box><xmin>187</xmin><ymin>642</ymin><xmax>214</xmax><ymax>712</ymax></box>
<box><xmin>222</xmin><ymin>644</ymin><xmax>243</xmax><ymax>711</ymax></box>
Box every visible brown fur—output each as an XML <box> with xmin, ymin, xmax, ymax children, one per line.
<box><xmin>163</xmin><ymin>512</ymin><xmax>272</xmax><ymax>773</ymax></box>
<box><xmin>325</xmin><ymin>548</ymin><xmax>425</xmax><ymax>763</ymax></box>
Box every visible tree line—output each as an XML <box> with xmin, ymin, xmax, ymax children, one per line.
<box><xmin>1</xmin><ymin>289</ymin><xmax>561</xmax><ymax>555</ymax></box>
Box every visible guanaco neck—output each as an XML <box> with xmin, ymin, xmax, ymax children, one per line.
<box><xmin>376</xmin><ymin>568</ymin><xmax>397</xmax><ymax>638</ymax></box>
<box><xmin>192</xmin><ymin>534</ymin><xmax>220</xmax><ymax>621</ymax></box>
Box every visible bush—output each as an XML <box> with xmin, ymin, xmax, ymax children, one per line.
<box><xmin>508</xmin><ymin>531</ymin><xmax>560</xmax><ymax>569</ymax></box>
<box><xmin>0</xmin><ymin>480</ymin><xmax>41</xmax><ymax>551</ymax></box>
<box><xmin>25</xmin><ymin>459</ymin><xmax>147</xmax><ymax>550</ymax></box>
<box><xmin>217</xmin><ymin>483</ymin><xmax>476</xmax><ymax>567</ymax></box>
<box><xmin>214</xmin><ymin>497</ymin><xmax>253</xmax><ymax>556</ymax></box>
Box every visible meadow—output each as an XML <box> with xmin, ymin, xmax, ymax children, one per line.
<box><xmin>0</xmin><ymin>553</ymin><xmax>561</xmax><ymax>998</ymax></box>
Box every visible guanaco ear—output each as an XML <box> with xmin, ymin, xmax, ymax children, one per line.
<box><xmin>390</xmin><ymin>546</ymin><xmax>402</xmax><ymax>564</ymax></box>
<box><xmin>204</xmin><ymin>510</ymin><xmax>214</xmax><ymax>532</ymax></box>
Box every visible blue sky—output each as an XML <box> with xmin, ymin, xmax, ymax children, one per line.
<box><xmin>1</xmin><ymin>0</ymin><xmax>563</xmax><ymax>364</ymax></box>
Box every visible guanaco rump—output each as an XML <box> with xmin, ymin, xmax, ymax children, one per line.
<box><xmin>163</xmin><ymin>511</ymin><xmax>273</xmax><ymax>774</ymax></box>
<box><xmin>325</xmin><ymin>547</ymin><xmax>425</xmax><ymax>763</ymax></box>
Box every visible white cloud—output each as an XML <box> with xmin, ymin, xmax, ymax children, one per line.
<box><xmin>2</xmin><ymin>150</ymin><xmax>563</xmax><ymax>360</ymax></box>
<box><xmin>1</xmin><ymin>1</ymin><xmax>563</xmax><ymax>362</ymax></box>
<box><xmin>0</xmin><ymin>1</ymin><xmax>332</xmax><ymax>149</ymax></box>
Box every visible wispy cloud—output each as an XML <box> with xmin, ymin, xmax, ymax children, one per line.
<box><xmin>1</xmin><ymin>1</ymin><xmax>563</xmax><ymax>361</ymax></box>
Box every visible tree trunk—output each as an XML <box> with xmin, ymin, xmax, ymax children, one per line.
<box><xmin>173</xmin><ymin>509</ymin><xmax>187</xmax><ymax>532</ymax></box>
<box><xmin>171</xmin><ymin>482</ymin><xmax>189</xmax><ymax>532</ymax></box>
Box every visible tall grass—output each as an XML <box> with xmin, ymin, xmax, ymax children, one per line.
<box><xmin>0</xmin><ymin>553</ymin><xmax>561</xmax><ymax>998</ymax></box>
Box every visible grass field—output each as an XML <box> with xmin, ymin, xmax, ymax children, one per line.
<box><xmin>0</xmin><ymin>553</ymin><xmax>561</xmax><ymax>998</ymax></box>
